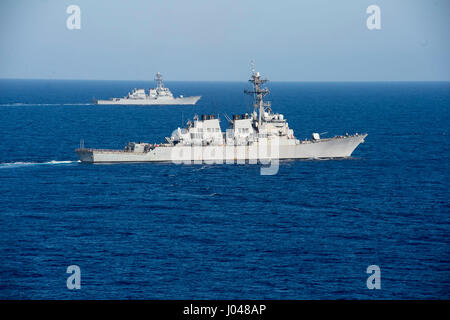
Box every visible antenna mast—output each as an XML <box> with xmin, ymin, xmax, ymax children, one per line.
<box><xmin>155</xmin><ymin>72</ymin><xmax>164</xmax><ymax>88</ymax></box>
<box><xmin>244</xmin><ymin>60</ymin><xmax>270</xmax><ymax>127</ymax></box>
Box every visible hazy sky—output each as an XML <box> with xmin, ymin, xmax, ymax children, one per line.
<box><xmin>0</xmin><ymin>0</ymin><xmax>449</xmax><ymax>81</ymax></box>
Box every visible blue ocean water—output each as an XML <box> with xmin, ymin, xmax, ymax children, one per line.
<box><xmin>0</xmin><ymin>79</ymin><xmax>448</xmax><ymax>299</ymax></box>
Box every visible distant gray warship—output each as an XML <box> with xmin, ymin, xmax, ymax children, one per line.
<box><xmin>78</xmin><ymin>64</ymin><xmax>366</xmax><ymax>163</ymax></box>
<box><xmin>95</xmin><ymin>72</ymin><xmax>201</xmax><ymax>105</ymax></box>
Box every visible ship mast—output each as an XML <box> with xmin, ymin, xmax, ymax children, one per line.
<box><xmin>244</xmin><ymin>61</ymin><xmax>270</xmax><ymax>127</ymax></box>
<box><xmin>155</xmin><ymin>72</ymin><xmax>164</xmax><ymax>89</ymax></box>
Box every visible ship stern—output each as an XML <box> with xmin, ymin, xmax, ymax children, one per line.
<box><xmin>75</xmin><ymin>148</ymin><xmax>94</xmax><ymax>163</ymax></box>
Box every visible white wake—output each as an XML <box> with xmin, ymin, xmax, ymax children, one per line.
<box><xmin>0</xmin><ymin>160</ymin><xmax>80</xmax><ymax>168</ymax></box>
<box><xmin>0</xmin><ymin>103</ymin><xmax>93</xmax><ymax>106</ymax></box>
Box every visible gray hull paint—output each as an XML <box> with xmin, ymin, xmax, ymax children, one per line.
<box><xmin>76</xmin><ymin>134</ymin><xmax>367</xmax><ymax>163</ymax></box>
<box><xmin>96</xmin><ymin>96</ymin><xmax>201</xmax><ymax>105</ymax></box>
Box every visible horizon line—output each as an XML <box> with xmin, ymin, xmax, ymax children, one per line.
<box><xmin>1</xmin><ymin>77</ymin><xmax>449</xmax><ymax>83</ymax></box>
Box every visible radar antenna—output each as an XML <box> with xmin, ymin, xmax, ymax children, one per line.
<box><xmin>155</xmin><ymin>72</ymin><xmax>164</xmax><ymax>88</ymax></box>
<box><xmin>244</xmin><ymin>61</ymin><xmax>270</xmax><ymax>127</ymax></box>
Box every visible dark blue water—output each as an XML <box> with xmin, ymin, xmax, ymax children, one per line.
<box><xmin>0</xmin><ymin>80</ymin><xmax>448</xmax><ymax>299</ymax></box>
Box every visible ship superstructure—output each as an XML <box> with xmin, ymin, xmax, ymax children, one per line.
<box><xmin>77</xmin><ymin>64</ymin><xmax>366</xmax><ymax>163</ymax></box>
<box><xmin>95</xmin><ymin>72</ymin><xmax>201</xmax><ymax>105</ymax></box>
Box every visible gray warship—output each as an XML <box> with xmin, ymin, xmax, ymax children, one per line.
<box><xmin>95</xmin><ymin>72</ymin><xmax>201</xmax><ymax>105</ymax></box>
<box><xmin>77</xmin><ymin>64</ymin><xmax>367</xmax><ymax>163</ymax></box>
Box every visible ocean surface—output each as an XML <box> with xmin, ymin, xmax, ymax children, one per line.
<box><xmin>0</xmin><ymin>79</ymin><xmax>448</xmax><ymax>299</ymax></box>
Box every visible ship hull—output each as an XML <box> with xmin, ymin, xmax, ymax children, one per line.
<box><xmin>96</xmin><ymin>96</ymin><xmax>201</xmax><ymax>105</ymax></box>
<box><xmin>76</xmin><ymin>134</ymin><xmax>367</xmax><ymax>163</ymax></box>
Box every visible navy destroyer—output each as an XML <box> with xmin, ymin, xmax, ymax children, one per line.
<box><xmin>95</xmin><ymin>72</ymin><xmax>201</xmax><ymax>105</ymax></box>
<box><xmin>77</xmin><ymin>64</ymin><xmax>366</xmax><ymax>163</ymax></box>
